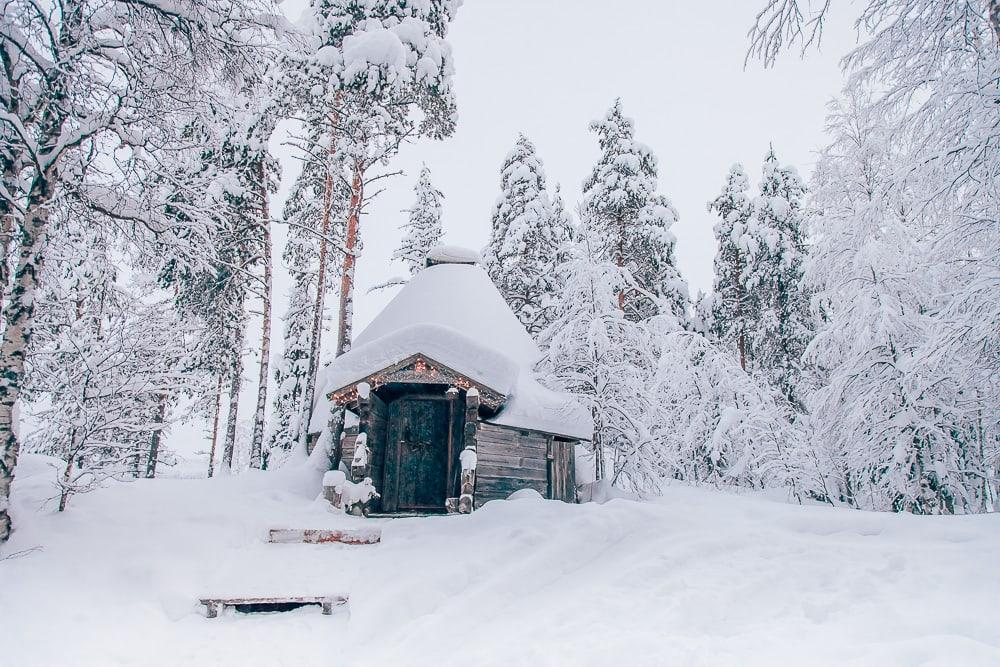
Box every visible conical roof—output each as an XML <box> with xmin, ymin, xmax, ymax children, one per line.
<box><xmin>312</xmin><ymin>256</ymin><xmax>591</xmax><ymax>440</ymax></box>
<box><xmin>353</xmin><ymin>262</ymin><xmax>540</xmax><ymax>366</ymax></box>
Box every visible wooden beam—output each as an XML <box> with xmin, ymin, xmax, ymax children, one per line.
<box><xmin>268</xmin><ymin>528</ymin><xmax>381</xmax><ymax>545</ymax></box>
<box><xmin>460</xmin><ymin>389</ymin><xmax>480</xmax><ymax>514</ymax></box>
<box><xmin>200</xmin><ymin>595</ymin><xmax>348</xmax><ymax>618</ymax></box>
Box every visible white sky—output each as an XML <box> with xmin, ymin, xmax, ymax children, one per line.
<box><xmin>173</xmin><ymin>0</ymin><xmax>860</xmax><ymax>459</ymax></box>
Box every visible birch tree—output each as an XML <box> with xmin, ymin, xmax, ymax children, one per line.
<box><xmin>0</xmin><ymin>0</ymin><xmax>283</xmax><ymax>541</ymax></box>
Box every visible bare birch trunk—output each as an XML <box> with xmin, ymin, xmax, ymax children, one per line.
<box><xmin>222</xmin><ymin>336</ymin><xmax>244</xmax><ymax>471</ymax></box>
<box><xmin>207</xmin><ymin>376</ymin><xmax>223</xmax><ymax>478</ymax></box>
<box><xmin>57</xmin><ymin>444</ymin><xmax>74</xmax><ymax>512</ymax></box>
<box><xmin>249</xmin><ymin>162</ymin><xmax>272</xmax><ymax>469</ymax></box>
<box><xmin>592</xmin><ymin>405</ymin><xmax>605</xmax><ymax>482</ymax></box>
<box><xmin>145</xmin><ymin>395</ymin><xmax>168</xmax><ymax>479</ymax></box>
<box><xmin>0</xmin><ymin>6</ymin><xmax>76</xmax><ymax>540</ymax></box>
<box><xmin>0</xmin><ymin>201</ymin><xmax>14</xmax><ymax>321</ymax></box>
<box><xmin>335</xmin><ymin>162</ymin><xmax>363</xmax><ymax>358</ymax></box>
<box><xmin>0</xmin><ymin>191</ymin><xmax>52</xmax><ymax>541</ymax></box>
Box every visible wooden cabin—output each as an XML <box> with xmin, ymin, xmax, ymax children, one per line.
<box><xmin>307</xmin><ymin>246</ymin><xmax>590</xmax><ymax>514</ymax></box>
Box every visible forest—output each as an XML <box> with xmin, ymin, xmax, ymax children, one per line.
<box><xmin>1</xmin><ymin>0</ymin><xmax>998</xmax><ymax>552</ymax></box>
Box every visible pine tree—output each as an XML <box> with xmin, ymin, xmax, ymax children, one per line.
<box><xmin>266</xmin><ymin>145</ymin><xmax>350</xmax><ymax>467</ymax></box>
<box><xmin>267</xmin><ymin>121</ymin><xmax>348</xmax><ymax>464</ymax></box>
<box><xmin>484</xmin><ymin>135</ymin><xmax>572</xmax><ymax>336</ymax></box>
<box><xmin>393</xmin><ymin>165</ymin><xmax>444</xmax><ymax>275</ymax></box>
<box><xmin>747</xmin><ymin>148</ymin><xmax>812</xmax><ymax>407</ymax></box>
<box><xmin>707</xmin><ymin>164</ymin><xmax>754</xmax><ymax>370</ymax></box>
<box><xmin>582</xmin><ymin>99</ymin><xmax>689</xmax><ymax>325</ymax></box>
<box><xmin>282</xmin><ymin>0</ymin><xmax>463</xmax><ymax>455</ymax></box>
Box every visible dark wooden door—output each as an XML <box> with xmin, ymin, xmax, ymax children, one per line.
<box><xmin>383</xmin><ymin>398</ymin><xmax>450</xmax><ymax>512</ymax></box>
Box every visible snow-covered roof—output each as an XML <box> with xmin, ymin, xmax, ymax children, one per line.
<box><xmin>351</xmin><ymin>262</ymin><xmax>538</xmax><ymax>363</ymax></box>
<box><xmin>488</xmin><ymin>372</ymin><xmax>593</xmax><ymax>441</ymax></box>
<box><xmin>312</xmin><ymin>260</ymin><xmax>591</xmax><ymax>440</ymax></box>
<box><xmin>320</xmin><ymin>323</ymin><xmax>521</xmax><ymax>397</ymax></box>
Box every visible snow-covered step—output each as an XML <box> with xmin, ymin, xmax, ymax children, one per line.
<box><xmin>267</xmin><ymin>527</ymin><xmax>381</xmax><ymax>545</ymax></box>
<box><xmin>200</xmin><ymin>595</ymin><xmax>348</xmax><ymax>618</ymax></box>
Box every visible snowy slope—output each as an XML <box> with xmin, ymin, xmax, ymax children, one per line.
<box><xmin>3</xmin><ymin>454</ymin><xmax>998</xmax><ymax>666</ymax></box>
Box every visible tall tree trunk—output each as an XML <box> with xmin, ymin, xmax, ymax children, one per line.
<box><xmin>297</xmin><ymin>119</ymin><xmax>339</xmax><ymax>453</ymax></box>
<box><xmin>0</xmin><ymin>5</ymin><xmax>78</xmax><ymax>540</ymax></box>
<box><xmin>0</xmin><ymin>191</ymin><xmax>15</xmax><ymax>321</ymax></box>
<box><xmin>249</xmin><ymin>162</ymin><xmax>272</xmax><ymax>469</ymax></box>
<box><xmin>57</xmin><ymin>440</ymin><xmax>75</xmax><ymax>513</ymax></box>
<box><xmin>991</xmin><ymin>0</ymin><xmax>1000</xmax><ymax>45</ymax></box>
<box><xmin>145</xmin><ymin>395</ymin><xmax>168</xmax><ymax>479</ymax></box>
<box><xmin>336</xmin><ymin>162</ymin><xmax>363</xmax><ymax>357</ymax></box>
<box><xmin>207</xmin><ymin>376</ymin><xmax>223</xmax><ymax>478</ymax></box>
<box><xmin>222</xmin><ymin>332</ymin><xmax>245</xmax><ymax>472</ymax></box>
<box><xmin>733</xmin><ymin>247</ymin><xmax>747</xmax><ymax>372</ymax></box>
<box><xmin>0</xmin><ymin>185</ymin><xmax>53</xmax><ymax>541</ymax></box>
<box><xmin>592</xmin><ymin>406</ymin><xmax>605</xmax><ymax>482</ymax></box>
<box><xmin>616</xmin><ymin>217</ymin><xmax>625</xmax><ymax>313</ymax></box>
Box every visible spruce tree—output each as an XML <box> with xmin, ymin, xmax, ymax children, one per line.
<box><xmin>393</xmin><ymin>165</ymin><xmax>444</xmax><ymax>275</ymax></box>
<box><xmin>582</xmin><ymin>99</ymin><xmax>689</xmax><ymax>325</ymax></box>
<box><xmin>748</xmin><ymin>148</ymin><xmax>812</xmax><ymax>408</ymax></box>
<box><xmin>707</xmin><ymin>164</ymin><xmax>754</xmax><ymax>370</ymax></box>
<box><xmin>483</xmin><ymin>135</ymin><xmax>572</xmax><ymax>336</ymax></box>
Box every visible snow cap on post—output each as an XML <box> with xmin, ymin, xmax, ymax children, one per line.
<box><xmin>425</xmin><ymin>245</ymin><xmax>481</xmax><ymax>267</ymax></box>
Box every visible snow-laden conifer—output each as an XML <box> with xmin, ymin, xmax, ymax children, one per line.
<box><xmin>582</xmin><ymin>100</ymin><xmax>689</xmax><ymax>325</ymax></box>
<box><xmin>282</xmin><ymin>0</ymin><xmax>463</xmax><ymax>455</ymax></box>
<box><xmin>484</xmin><ymin>135</ymin><xmax>572</xmax><ymax>336</ymax></box>
<box><xmin>748</xmin><ymin>149</ymin><xmax>812</xmax><ymax>407</ymax></box>
<box><xmin>707</xmin><ymin>164</ymin><xmax>754</xmax><ymax>369</ymax></box>
<box><xmin>267</xmin><ymin>124</ymin><xmax>349</xmax><ymax>464</ymax></box>
<box><xmin>393</xmin><ymin>165</ymin><xmax>444</xmax><ymax>275</ymax></box>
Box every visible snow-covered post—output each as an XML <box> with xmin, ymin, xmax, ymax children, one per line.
<box><xmin>353</xmin><ymin>382</ymin><xmax>372</xmax><ymax>482</ymax></box>
<box><xmin>460</xmin><ymin>389</ymin><xmax>480</xmax><ymax>513</ymax></box>
<box><xmin>351</xmin><ymin>432</ymin><xmax>369</xmax><ymax>484</ymax></box>
<box><xmin>327</xmin><ymin>406</ymin><xmax>346</xmax><ymax>470</ymax></box>
<box><xmin>323</xmin><ymin>470</ymin><xmax>346</xmax><ymax>508</ymax></box>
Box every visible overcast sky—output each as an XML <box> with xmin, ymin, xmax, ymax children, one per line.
<box><xmin>175</xmin><ymin>0</ymin><xmax>860</xmax><ymax>459</ymax></box>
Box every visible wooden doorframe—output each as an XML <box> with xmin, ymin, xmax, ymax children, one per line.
<box><xmin>382</xmin><ymin>394</ymin><xmax>456</xmax><ymax>513</ymax></box>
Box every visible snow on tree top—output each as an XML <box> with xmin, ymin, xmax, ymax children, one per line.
<box><xmin>425</xmin><ymin>245</ymin><xmax>482</xmax><ymax>267</ymax></box>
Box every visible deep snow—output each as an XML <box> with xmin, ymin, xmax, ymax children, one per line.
<box><xmin>3</xmin><ymin>454</ymin><xmax>998</xmax><ymax>666</ymax></box>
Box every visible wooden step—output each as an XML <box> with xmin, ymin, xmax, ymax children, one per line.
<box><xmin>267</xmin><ymin>528</ymin><xmax>381</xmax><ymax>545</ymax></box>
<box><xmin>200</xmin><ymin>595</ymin><xmax>348</xmax><ymax>618</ymax></box>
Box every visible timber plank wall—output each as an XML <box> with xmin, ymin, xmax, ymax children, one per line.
<box><xmin>476</xmin><ymin>423</ymin><xmax>555</xmax><ymax>508</ymax></box>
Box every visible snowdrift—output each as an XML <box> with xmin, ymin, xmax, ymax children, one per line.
<box><xmin>2</xmin><ymin>454</ymin><xmax>998</xmax><ymax>666</ymax></box>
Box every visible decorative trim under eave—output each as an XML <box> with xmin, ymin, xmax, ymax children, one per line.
<box><xmin>327</xmin><ymin>353</ymin><xmax>506</xmax><ymax>411</ymax></box>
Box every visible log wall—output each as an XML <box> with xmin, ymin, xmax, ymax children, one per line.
<box><xmin>475</xmin><ymin>423</ymin><xmax>549</xmax><ymax>508</ymax></box>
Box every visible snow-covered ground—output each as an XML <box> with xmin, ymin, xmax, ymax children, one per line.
<box><xmin>3</xmin><ymin>454</ymin><xmax>998</xmax><ymax>666</ymax></box>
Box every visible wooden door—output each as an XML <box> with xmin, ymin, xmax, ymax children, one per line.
<box><xmin>383</xmin><ymin>398</ymin><xmax>450</xmax><ymax>512</ymax></box>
